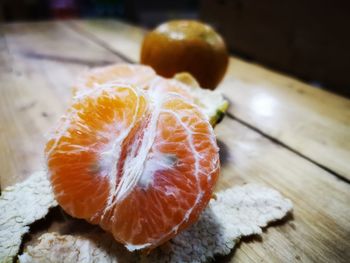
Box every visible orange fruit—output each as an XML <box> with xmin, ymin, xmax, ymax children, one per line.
<box><xmin>46</xmin><ymin>75</ymin><xmax>220</xmax><ymax>250</ymax></box>
<box><xmin>141</xmin><ymin>20</ymin><xmax>229</xmax><ymax>90</ymax></box>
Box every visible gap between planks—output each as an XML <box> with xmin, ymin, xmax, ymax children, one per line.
<box><xmin>65</xmin><ymin>22</ymin><xmax>350</xmax><ymax>185</ymax></box>
<box><xmin>67</xmin><ymin>22</ymin><xmax>134</xmax><ymax>64</ymax></box>
<box><xmin>227</xmin><ymin>112</ymin><xmax>350</xmax><ymax>185</ymax></box>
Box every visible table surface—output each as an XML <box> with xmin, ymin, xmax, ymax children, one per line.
<box><xmin>0</xmin><ymin>20</ymin><xmax>349</xmax><ymax>263</ymax></box>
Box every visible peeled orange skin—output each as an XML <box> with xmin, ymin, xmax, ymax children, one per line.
<box><xmin>141</xmin><ymin>20</ymin><xmax>229</xmax><ymax>90</ymax></box>
<box><xmin>45</xmin><ymin>83</ymin><xmax>220</xmax><ymax>251</ymax></box>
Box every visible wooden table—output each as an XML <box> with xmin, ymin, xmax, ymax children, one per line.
<box><xmin>1</xmin><ymin>20</ymin><xmax>349</xmax><ymax>262</ymax></box>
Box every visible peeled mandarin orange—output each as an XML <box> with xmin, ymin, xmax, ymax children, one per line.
<box><xmin>46</xmin><ymin>78</ymin><xmax>220</xmax><ymax>250</ymax></box>
<box><xmin>141</xmin><ymin>20</ymin><xmax>229</xmax><ymax>90</ymax></box>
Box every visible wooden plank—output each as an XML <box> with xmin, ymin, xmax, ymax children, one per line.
<box><xmin>0</xmin><ymin>21</ymin><xmax>123</xmax><ymax>189</ymax></box>
<box><xmin>0</xmin><ymin>21</ymin><xmax>349</xmax><ymax>262</ymax></box>
<box><xmin>215</xmin><ymin>118</ymin><xmax>350</xmax><ymax>262</ymax></box>
<box><xmin>68</xmin><ymin>20</ymin><xmax>143</xmax><ymax>62</ymax></box>
<box><xmin>70</xmin><ymin>19</ymin><xmax>350</xmax><ymax>180</ymax></box>
<box><xmin>220</xmin><ymin>58</ymin><xmax>350</xmax><ymax>181</ymax></box>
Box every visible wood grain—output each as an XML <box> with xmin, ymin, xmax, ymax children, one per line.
<box><xmin>215</xmin><ymin>118</ymin><xmax>350</xmax><ymax>263</ymax></box>
<box><xmin>0</xmin><ymin>20</ymin><xmax>349</xmax><ymax>262</ymax></box>
<box><xmin>0</xmin><ymin>21</ymin><xmax>122</xmax><ymax>188</ymax></box>
<box><xmin>70</xmin><ymin>19</ymin><xmax>350</xmax><ymax>180</ymax></box>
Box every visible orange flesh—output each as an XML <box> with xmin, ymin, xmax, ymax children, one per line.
<box><xmin>46</xmin><ymin>66</ymin><xmax>220</xmax><ymax>250</ymax></box>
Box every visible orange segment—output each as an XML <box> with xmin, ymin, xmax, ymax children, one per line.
<box><xmin>73</xmin><ymin>63</ymin><xmax>195</xmax><ymax>105</ymax></box>
<box><xmin>46</xmin><ymin>85</ymin><xmax>148</xmax><ymax>219</ymax></box>
<box><xmin>46</xmin><ymin>70</ymin><xmax>220</xmax><ymax>251</ymax></box>
<box><xmin>73</xmin><ymin>63</ymin><xmax>157</xmax><ymax>93</ymax></box>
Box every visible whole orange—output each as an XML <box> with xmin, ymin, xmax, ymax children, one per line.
<box><xmin>140</xmin><ymin>20</ymin><xmax>229</xmax><ymax>90</ymax></box>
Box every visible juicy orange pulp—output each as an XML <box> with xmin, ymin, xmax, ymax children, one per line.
<box><xmin>46</xmin><ymin>65</ymin><xmax>220</xmax><ymax>250</ymax></box>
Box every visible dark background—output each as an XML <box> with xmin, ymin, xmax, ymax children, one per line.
<box><xmin>1</xmin><ymin>0</ymin><xmax>349</xmax><ymax>97</ymax></box>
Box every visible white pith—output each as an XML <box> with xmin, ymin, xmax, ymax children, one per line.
<box><xmin>111</xmin><ymin>98</ymin><xmax>160</xmax><ymax>203</ymax></box>
<box><xmin>100</xmin><ymin>87</ymin><xmax>142</xmax><ymax>212</ymax></box>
